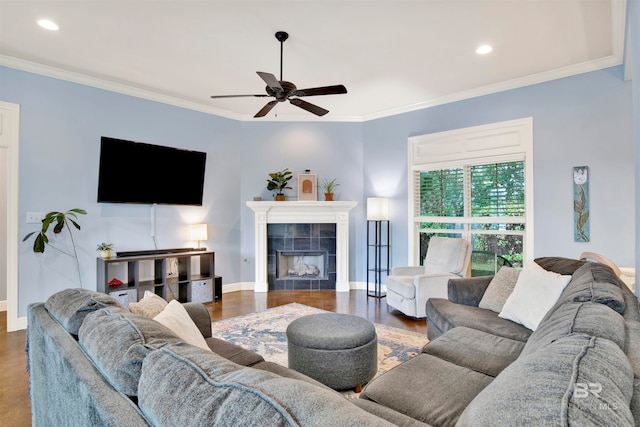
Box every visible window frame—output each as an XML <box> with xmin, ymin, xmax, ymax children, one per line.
<box><xmin>408</xmin><ymin>118</ymin><xmax>534</xmax><ymax>265</ymax></box>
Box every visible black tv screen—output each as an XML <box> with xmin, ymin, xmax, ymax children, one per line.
<box><xmin>97</xmin><ymin>137</ymin><xmax>206</xmax><ymax>206</ymax></box>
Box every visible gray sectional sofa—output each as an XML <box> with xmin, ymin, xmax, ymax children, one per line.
<box><xmin>27</xmin><ymin>257</ymin><xmax>640</xmax><ymax>426</ymax></box>
<box><xmin>358</xmin><ymin>257</ymin><xmax>640</xmax><ymax>426</ymax></box>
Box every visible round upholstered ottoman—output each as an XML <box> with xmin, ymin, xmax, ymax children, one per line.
<box><xmin>286</xmin><ymin>313</ymin><xmax>377</xmax><ymax>391</ymax></box>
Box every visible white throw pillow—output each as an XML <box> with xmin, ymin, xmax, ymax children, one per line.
<box><xmin>129</xmin><ymin>290</ymin><xmax>168</xmax><ymax>318</ymax></box>
<box><xmin>153</xmin><ymin>300</ymin><xmax>210</xmax><ymax>351</ymax></box>
<box><xmin>498</xmin><ymin>261</ymin><xmax>572</xmax><ymax>331</ymax></box>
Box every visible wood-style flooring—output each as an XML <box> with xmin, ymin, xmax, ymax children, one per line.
<box><xmin>0</xmin><ymin>290</ymin><xmax>426</xmax><ymax>426</ymax></box>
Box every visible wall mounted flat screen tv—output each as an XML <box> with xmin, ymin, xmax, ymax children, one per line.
<box><xmin>97</xmin><ymin>137</ymin><xmax>207</xmax><ymax>206</ymax></box>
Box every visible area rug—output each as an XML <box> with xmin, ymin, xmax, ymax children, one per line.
<box><xmin>209</xmin><ymin>303</ymin><xmax>429</xmax><ymax>387</ymax></box>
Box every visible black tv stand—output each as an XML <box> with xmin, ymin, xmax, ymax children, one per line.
<box><xmin>97</xmin><ymin>250</ymin><xmax>215</xmax><ymax>306</ymax></box>
<box><xmin>116</xmin><ymin>247</ymin><xmax>205</xmax><ymax>258</ymax></box>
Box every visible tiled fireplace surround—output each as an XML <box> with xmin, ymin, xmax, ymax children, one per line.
<box><xmin>246</xmin><ymin>201</ymin><xmax>357</xmax><ymax>292</ymax></box>
<box><xmin>267</xmin><ymin>223</ymin><xmax>337</xmax><ymax>290</ymax></box>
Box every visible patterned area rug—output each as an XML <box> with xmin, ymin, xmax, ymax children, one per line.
<box><xmin>210</xmin><ymin>303</ymin><xmax>429</xmax><ymax>385</ymax></box>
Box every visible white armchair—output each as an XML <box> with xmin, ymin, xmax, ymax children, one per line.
<box><xmin>385</xmin><ymin>237</ymin><xmax>472</xmax><ymax>318</ymax></box>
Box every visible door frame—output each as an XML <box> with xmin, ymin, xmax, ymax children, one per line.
<box><xmin>1</xmin><ymin>101</ymin><xmax>21</xmax><ymax>331</ymax></box>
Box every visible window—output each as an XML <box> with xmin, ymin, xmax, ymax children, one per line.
<box><xmin>408</xmin><ymin>118</ymin><xmax>533</xmax><ymax>272</ymax></box>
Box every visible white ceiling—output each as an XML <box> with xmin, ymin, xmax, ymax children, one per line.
<box><xmin>0</xmin><ymin>0</ymin><xmax>627</xmax><ymax>122</ymax></box>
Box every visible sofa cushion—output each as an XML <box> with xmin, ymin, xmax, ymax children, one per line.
<box><xmin>45</xmin><ymin>288</ymin><xmax>121</xmax><ymax>335</ymax></box>
<box><xmin>498</xmin><ymin>260</ymin><xmax>571</xmax><ymax>331</ymax></box>
<box><xmin>556</xmin><ymin>262</ymin><xmax>626</xmax><ymax>314</ymax></box>
<box><xmin>627</xmin><ymin>321</ymin><xmax>640</xmax><ymax>426</ymax></box>
<box><xmin>78</xmin><ymin>307</ymin><xmax>183</xmax><ymax>396</ymax></box>
<box><xmin>138</xmin><ymin>343</ymin><xmax>395</xmax><ymax>427</ymax></box>
<box><xmin>129</xmin><ymin>290</ymin><xmax>167</xmax><ymax>318</ymax></box>
<box><xmin>205</xmin><ymin>337</ymin><xmax>265</xmax><ymax>366</ymax></box>
<box><xmin>534</xmin><ymin>256</ymin><xmax>586</xmax><ymax>275</ymax></box>
<box><xmin>360</xmin><ymin>353</ymin><xmax>493</xmax><ymax>427</ymax></box>
<box><xmin>153</xmin><ymin>299</ymin><xmax>210</xmax><ymax>351</ymax></box>
<box><xmin>478</xmin><ymin>266</ymin><xmax>520</xmax><ymax>313</ymax></box>
<box><xmin>457</xmin><ymin>334</ymin><xmax>635</xmax><ymax>426</ymax></box>
<box><xmin>423</xmin><ymin>326</ymin><xmax>524</xmax><ymax>377</ymax></box>
<box><xmin>426</xmin><ymin>298</ymin><xmax>532</xmax><ymax>342</ymax></box>
<box><xmin>523</xmin><ymin>301</ymin><xmax>626</xmax><ymax>356</ymax></box>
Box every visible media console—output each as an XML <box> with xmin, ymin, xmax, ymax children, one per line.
<box><xmin>97</xmin><ymin>250</ymin><xmax>215</xmax><ymax>308</ymax></box>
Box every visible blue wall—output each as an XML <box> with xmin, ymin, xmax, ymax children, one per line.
<box><xmin>362</xmin><ymin>66</ymin><xmax>634</xmax><ymax>274</ymax></box>
<box><xmin>0</xmin><ymin>67</ymin><xmax>241</xmax><ymax>316</ymax></box>
<box><xmin>1</xmin><ymin>61</ymin><xmax>635</xmax><ymax>317</ymax></box>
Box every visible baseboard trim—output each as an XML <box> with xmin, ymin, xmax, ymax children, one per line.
<box><xmin>0</xmin><ymin>300</ymin><xmax>6</xmax><ymax>312</ymax></box>
<box><xmin>222</xmin><ymin>282</ymin><xmax>384</xmax><ymax>293</ymax></box>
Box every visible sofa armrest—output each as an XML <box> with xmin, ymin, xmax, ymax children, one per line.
<box><xmin>390</xmin><ymin>266</ymin><xmax>425</xmax><ymax>276</ymax></box>
<box><xmin>182</xmin><ymin>302</ymin><xmax>212</xmax><ymax>338</ymax></box>
<box><xmin>447</xmin><ymin>276</ymin><xmax>494</xmax><ymax>307</ymax></box>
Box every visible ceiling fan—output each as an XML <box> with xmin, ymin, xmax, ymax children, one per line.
<box><xmin>210</xmin><ymin>31</ymin><xmax>347</xmax><ymax>118</ymax></box>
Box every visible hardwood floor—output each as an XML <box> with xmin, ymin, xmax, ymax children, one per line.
<box><xmin>0</xmin><ymin>290</ymin><xmax>426</xmax><ymax>426</ymax></box>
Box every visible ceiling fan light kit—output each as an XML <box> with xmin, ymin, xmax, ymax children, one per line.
<box><xmin>210</xmin><ymin>31</ymin><xmax>347</xmax><ymax>118</ymax></box>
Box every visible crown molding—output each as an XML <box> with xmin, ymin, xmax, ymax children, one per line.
<box><xmin>0</xmin><ymin>55</ymin><xmax>248</xmax><ymax>121</ymax></box>
<box><xmin>0</xmin><ymin>0</ymin><xmax>626</xmax><ymax>124</ymax></box>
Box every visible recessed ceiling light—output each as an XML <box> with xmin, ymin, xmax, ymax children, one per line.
<box><xmin>37</xmin><ymin>19</ymin><xmax>59</xmax><ymax>31</ymax></box>
<box><xmin>476</xmin><ymin>45</ymin><xmax>493</xmax><ymax>55</ymax></box>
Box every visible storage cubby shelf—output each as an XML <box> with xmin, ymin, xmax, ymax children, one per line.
<box><xmin>97</xmin><ymin>250</ymin><xmax>215</xmax><ymax>307</ymax></box>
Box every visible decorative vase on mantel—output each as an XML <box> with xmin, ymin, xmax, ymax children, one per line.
<box><xmin>324</xmin><ymin>193</ymin><xmax>334</xmax><ymax>201</ymax></box>
<box><xmin>275</xmin><ymin>194</ymin><xmax>286</xmax><ymax>201</ymax></box>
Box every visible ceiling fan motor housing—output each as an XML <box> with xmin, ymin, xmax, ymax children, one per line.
<box><xmin>267</xmin><ymin>81</ymin><xmax>296</xmax><ymax>101</ymax></box>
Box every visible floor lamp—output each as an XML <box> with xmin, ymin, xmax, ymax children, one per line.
<box><xmin>366</xmin><ymin>198</ymin><xmax>390</xmax><ymax>298</ymax></box>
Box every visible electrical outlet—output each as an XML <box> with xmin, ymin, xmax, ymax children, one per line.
<box><xmin>26</xmin><ymin>212</ymin><xmax>45</xmax><ymax>224</ymax></box>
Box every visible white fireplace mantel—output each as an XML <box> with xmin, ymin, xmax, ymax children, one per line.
<box><xmin>246</xmin><ymin>201</ymin><xmax>357</xmax><ymax>292</ymax></box>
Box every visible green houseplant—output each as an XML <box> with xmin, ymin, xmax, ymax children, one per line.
<box><xmin>97</xmin><ymin>243</ymin><xmax>114</xmax><ymax>259</ymax></box>
<box><xmin>266</xmin><ymin>168</ymin><xmax>293</xmax><ymax>201</ymax></box>
<box><xmin>320</xmin><ymin>178</ymin><xmax>339</xmax><ymax>201</ymax></box>
<box><xmin>23</xmin><ymin>208</ymin><xmax>87</xmax><ymax>287</ymax></box>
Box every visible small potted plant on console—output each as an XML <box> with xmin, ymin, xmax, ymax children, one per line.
<box><xmin>266</xmin><ymin>168</ymin><xmax>293</xmax><ymax>201</ymax></box>
<box><xmin>97</xmin><ymin>243</ymin><xmax>114</xmax><ymax>259</ymax></box>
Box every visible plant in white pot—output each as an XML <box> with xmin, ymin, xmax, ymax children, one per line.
<box><xmin>97</xmin><ymin>243</ymin><xmax>114</xmax><ymax>259</ymax></box>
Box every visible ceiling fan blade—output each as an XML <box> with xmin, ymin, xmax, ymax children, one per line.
<box><xmin>289</xmin><ymin>98</ymin><xmax>329</xmax><ymax>116</ymax></box>
<box><xmin>257</xmin><ymin>72</ymin><xmax>283</xmax><ymax>92</ymax></box>
<box><xmin>210</xmin><ymin>94</ymin><xmax>269</xmax><ymax>99</ymax></box>
<box><xmin>292</xmin><ymin>85</ymin><xmax>347</xmax><ymax>97</ymax></box>
<box><xmin>254</xmin><ymin>100</ymin><xmax>278</xmax><ymax>118</ymax></box>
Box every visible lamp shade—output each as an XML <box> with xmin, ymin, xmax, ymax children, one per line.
<box><xmin>367</xmin><ymin>197</ymin><xmax>389</xmax><ymax>221</ymax></box>
<box><xmin>190</xmin><ymin>223</ymin><xmax>208</xmax><ymax>242</ymax></box>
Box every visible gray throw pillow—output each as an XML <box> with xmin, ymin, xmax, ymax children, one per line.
<box><xmin>45</xmin><ymin>288</ymin><xmax>122</xmax><ymax>335</ymax></box>
<box><xmin>478</xmin><ymin>267</ymin><xmax>520</xmax><ymax>313</ymax></box>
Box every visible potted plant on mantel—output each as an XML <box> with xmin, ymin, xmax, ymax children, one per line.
<box><xmin>266</xmin><ymin>168</ymin><xmax>293</xmax><ymax>201</ymax></box>
<box><xmin>321</xmin><ymin>178</ymin><xmax>339</xmax><ymax>201</ymax></box>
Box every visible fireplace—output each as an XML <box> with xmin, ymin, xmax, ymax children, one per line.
<box><xmin>246</xmin><ymin>201</ymin><xmax>357</xmax><ymax>292</ymax></box>
<box><xmin>277</xmin><ymin>251</ymin><xmax>328</xmax><ymax>279</ymax></box>
<box><xmin>268</xmin><ymin>223</ymin><xmax>335</xmax><ymax>290</ymax></box>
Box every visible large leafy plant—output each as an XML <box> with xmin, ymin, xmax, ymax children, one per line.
<box><xmin>266</xmin><ymin>168</ymin><xmax>293</xmax><ymax>196</ymax></box>
<box><xmin>23</xmin><ymin>208</ymin><xmax>87</xmax><ymax>286</ymax></box>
